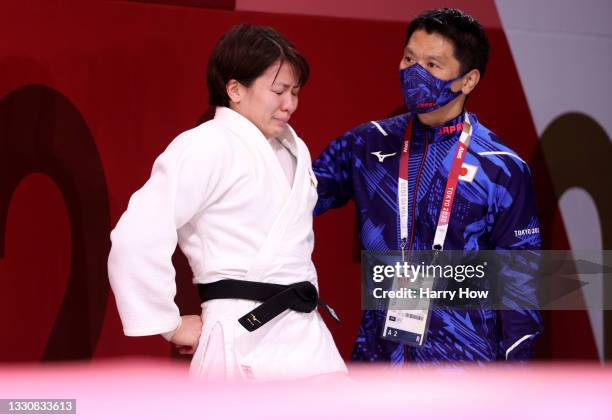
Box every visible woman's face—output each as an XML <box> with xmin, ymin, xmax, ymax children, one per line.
<box><xmin>229</xmin><ymin>60</ymin><xmax>300</xmax><ymax>139</ymax></box>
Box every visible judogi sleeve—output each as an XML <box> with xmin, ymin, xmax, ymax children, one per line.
<box><xmin>489</xmin><ymin>157</ymin><xmax>544</xmax><ymax>361</ymax></box>
<box><xmin>311</xmin><ymin>131</ymin><xmax>356</xmax><ymax>215</ymax></box>
<box><xmin>108</xmin><ymin>129</ymin><xmax>228</xmax><ymax>336</ymax></box>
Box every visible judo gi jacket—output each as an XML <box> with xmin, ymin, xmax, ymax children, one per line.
<box><xmin>109</xmin><ymin>107</ymin><xmax>346</xmax><ymax>379</ymax></box>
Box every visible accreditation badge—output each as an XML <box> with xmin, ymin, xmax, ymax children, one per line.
<box><xmin>382</xmin><ymin>273</ymin><xmax>434</xmax><ymax>347</ymax></box>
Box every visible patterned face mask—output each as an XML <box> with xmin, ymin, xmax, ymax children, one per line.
<box><xmin>400</xmin><ymin>63</ymin><xmax>463</xmax><ymax>114</ymax></box>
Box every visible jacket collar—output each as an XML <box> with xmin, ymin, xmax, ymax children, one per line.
<box><xmin>214</xmin><ymin>106</ymin><xmax>297</xmax><ymax>157</ymax></box>
<box><xmin>411</xmin><ymin>111</ymin><xmax>476</xmax><ymax>144</ymax></box>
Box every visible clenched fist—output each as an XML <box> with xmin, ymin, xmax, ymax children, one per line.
<box><xmin>170</xmin><ymin>315</ymin><xmax>203</xmax><ymax>355</ymax></box>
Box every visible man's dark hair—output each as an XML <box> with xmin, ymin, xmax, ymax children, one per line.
<box><xmin>207</xmin><ymin>24</ymin><xmax>310</xmax><ymax>107</ymax></box>
<box><xmin>405</xmin><ymin>8</ymin><xmax>490</xmax><ymax>77</ymax></box>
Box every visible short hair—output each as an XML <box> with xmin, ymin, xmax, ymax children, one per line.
<box><xmin>207</xmin><ymin>24</ymin><xmax>310</xmax><ymax>107</ymax></box>
<box><xmin>405</xmin><ymin>8</ymin><xmax>490</xmax><ymax>77</ymax></box>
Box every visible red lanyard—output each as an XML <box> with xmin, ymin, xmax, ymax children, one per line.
<box><xmin>398</xmin><ymin>112</ymin><xmax>473</xmax><ymax>258</ymax></box>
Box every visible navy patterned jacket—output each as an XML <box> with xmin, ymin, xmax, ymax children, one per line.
<box><xmin>313</xmin><ymin>112</ymin><xmax>543</xmax><ymax>363</ymax></box>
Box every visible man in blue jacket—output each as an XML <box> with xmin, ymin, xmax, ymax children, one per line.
<box><xmin>313</xmin><ymin>8</ymin><xmax>542</xmax><ymax>364</ymax></box>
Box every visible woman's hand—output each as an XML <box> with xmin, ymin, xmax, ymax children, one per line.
<box><xmin>170</xmin><ymin>315</ymin><xmax>203</xmax><ymax>355</ymax></box>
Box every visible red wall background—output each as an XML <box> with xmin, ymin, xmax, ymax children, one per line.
<box><xmin>0</xmin><ymin>0</ymin><xmax>599</xmax><ymax>363</ymax></box>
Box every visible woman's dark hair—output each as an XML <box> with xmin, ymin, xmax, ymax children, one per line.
<box><xmin>207</xmin><ymin>24</ymin><xmax>310</xmax><ymax>107</ymax></box>
<box><xmin>405</xmin><ymin>8</ymin><xmax>490</xmax><ymax>77</ymax></box>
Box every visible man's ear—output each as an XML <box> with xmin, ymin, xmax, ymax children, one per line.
<box><xmin>460</xmin><ymin>69</ymin><xmax>480</xmax><ymax>95</ymax></box>
<box><xmin>226</xmin><ymin>79</ymin><xmax>242</xmax><ymax>104</ymax></box>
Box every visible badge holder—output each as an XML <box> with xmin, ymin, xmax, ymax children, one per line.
<box><xmin>381</xmin><ymin>271</ymin><xmax>434</xmax><ymax>348</ymax></box>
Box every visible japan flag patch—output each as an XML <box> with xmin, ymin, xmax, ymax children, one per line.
<box><xmin>459</xmin><ymin>163</ymin><xmax>478</xmax><ymax>183</ymax></box>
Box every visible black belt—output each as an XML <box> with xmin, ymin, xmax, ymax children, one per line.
<box><xmin>198</xmin><ymin>280</ymin><xmax>341</xmax><ymax>332</ymax></box>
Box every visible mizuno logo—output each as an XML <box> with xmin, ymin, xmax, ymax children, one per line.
<box><xmin>248</xmin><ymin>313</ymin><xmax>261</xmax><ymax>326</ymax></box>
<box><xmin>371</xmin><ymin>151</ymin><xmax>397</xmax><ymax>162</ymax></box>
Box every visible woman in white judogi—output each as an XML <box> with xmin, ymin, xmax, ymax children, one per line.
<box><xmin>108</xmin><ymin>24</ymin><xmax>346</xmax><ymax>380</ymax></box>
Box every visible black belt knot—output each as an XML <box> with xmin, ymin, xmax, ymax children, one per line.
<box><xmin>198</xmin><ymin>279</ymin><xmax>340</xmax><ymax>332</ymax></box>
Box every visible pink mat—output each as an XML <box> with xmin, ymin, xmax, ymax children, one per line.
<box><xmin>0</xmin><ymin>359</ymin><xmax>610</xmax><ymax>419</ymax></box>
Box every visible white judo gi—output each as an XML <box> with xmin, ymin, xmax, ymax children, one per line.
<box><xmin>108</xmin><ymin>106</ymin><xmax>347</xmax><ymax>380</ymax></box>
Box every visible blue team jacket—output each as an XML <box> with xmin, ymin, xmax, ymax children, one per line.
<box><xmin>313</xmin><ymin>112</ymin><xmax>543</xmax><ymax>363</ymax></box>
